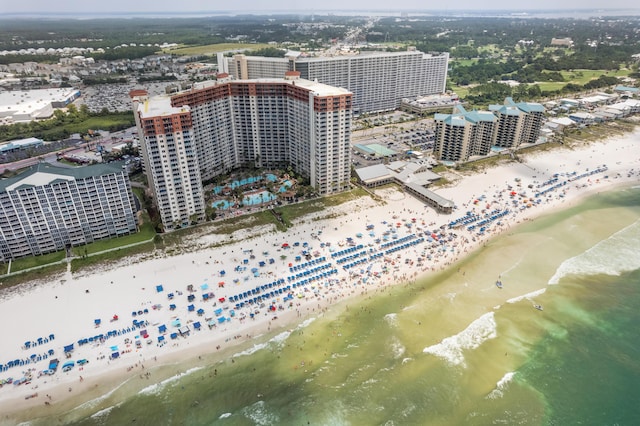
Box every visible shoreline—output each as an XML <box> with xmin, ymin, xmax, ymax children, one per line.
<box><xmin>1</xmin><ymin>131</ymin><xmax>639</xmax><ymax>424</ymax></box>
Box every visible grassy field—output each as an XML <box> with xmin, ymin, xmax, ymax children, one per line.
<box><xmin>71</xmin><ymin>217</ymin><xmax>156</xmax><ymax>257</ymax></box>
<box><xmin>536</xmin><ymin>81</ymin><xmax>567</xmax><ymax>92</ymax></box>
<box><xmin>450</xmin><ymin>59</ymin><xmax>479</xmax><ymax>67</ymax></box>
<box><xmin>558</xmin><ymin>68</ymin><xmax>631</xmax><ymax>84</ymax></box>
<box><xmin>449</xmin><ymin>85</ymin><xmax>470</xmax><ymax>98</ymax></box>
<box><xmin>70</xmin><ymin>241</ymin><xmax>156</xmax><ymax>273</ymax></box>
<box><xmin>6</xmin><ymin>250</ymin><xmax>66</xmax><ymax>273</ymax></box>
<box><xmin>41</xmin><ymin>114</ymin><xmax>136</xmax><ymax>139</ymax></box>
<box><xmin>161</xmin><ymin>43</ymin><xmax>272</xmax><ymax>56</ymax></box>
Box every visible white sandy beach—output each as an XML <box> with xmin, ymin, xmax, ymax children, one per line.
<box><xmin>1</xmin><ymin>130</ymin><xmax>639</xmax><ymax>422</ymax></box>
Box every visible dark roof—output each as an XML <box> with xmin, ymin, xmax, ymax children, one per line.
<box><xmin>0</xmin><ymin>161</ymin><xmax>125</xmax><ymax>192</ymax></box>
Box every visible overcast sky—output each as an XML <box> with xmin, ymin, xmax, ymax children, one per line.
<box><xmin>2</xmin><ymin>0</ymin><xmax>637</xmax><ymax>14</ymax></box>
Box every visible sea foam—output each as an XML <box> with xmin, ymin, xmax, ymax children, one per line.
<box><xmin>138</xmin><ymin>366</ymin><xmax>202</xmax><ymax>395</ymax></box>
<box><xmin>423</xmin><ymin>312</ymin><xmax>497</xmax><ymax>367</ymax></box>
<box><xmin>548</xmin><ymin>220</ymin><xmax>640</xmax><ymax>284</ymax></box>
<box><xmin>240</xmin><ymin>400</ymin><xmax>280</xmax><ymax>425</ymax></box>
<box><xmin>486</xmin><ymin>371</ymin><xmax>516</xmax><ymax>399</ymax></box>
<box><xmin>506</xmin><ymin>288</ymin><xmax>546</xmax><ymax>304</ymax></box>
<box><xmin>384</xmin><ymin>312</ymin><xmax>398</xmax><ymax>327</ymax></box>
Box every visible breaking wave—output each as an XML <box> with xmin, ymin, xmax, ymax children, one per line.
<box><xmin>506</xmin><ymin>288</ymin><xmax>546</xmax><ymax>304</ymax></box>
<box><xmin>138</xmin><ymin>366</ymin><xmax>202</xmax><ymax>395</ymax></box>
<box><xmin>486</xmin><ymin>371</ymin><xmax>516</xmax><ymax>399</ymax></box>
<box><xmin>548</xmin><ymin>220</ymin><xmax>640</xmax><ymax>284</ymax></box>
<box><xmin>423</xmin><ymin>312</ymin><xmax>497</xmax><ymax>367</ymax></box>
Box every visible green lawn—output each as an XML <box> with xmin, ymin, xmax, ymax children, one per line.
<box><xmin>6</xmin><ymin>250</ymin><xmax>66</xmax><ymax>273</ymax></box>
<box><xmin>72</xmin><ymin>219</ymin><xmax>156</xmax><ymax>257</ymax></box>
<box><xmin>70</xmin><ymin>241</ymin><xmax>156</xmax><ymax>273</ymax></box>
<box><xmin>450</xmin><ymin>59</ymin><xmax>478</xmax><ymax>67</ymax></box>
<box><xmin>40</xmin><ymin>114</ymin><xmax>136</xmax><ymax>139</ymax></box>
<box><xmin>450</xmin><ymin>85</ymin><xmax>470</xmax><ymax>98</ymax></box>
<box><xmin>536</xmin><ymin>81</ymin><xmax>567</xmax><ymax>92</ymax></box>
<box><xmin>161</xmin><ymin>43</ymin><xmax>272</xmax><ymax>56</ymax></box>
<box><xmin>557</xmin><ymin>68</ymin><xmax>630</xmax><ymax>84</ymax></box>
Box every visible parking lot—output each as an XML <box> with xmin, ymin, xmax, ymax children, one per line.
<box><xmin>351</xmin><ymin>115</ymin><xmax>436</xmax><ymax>166</ymax></box>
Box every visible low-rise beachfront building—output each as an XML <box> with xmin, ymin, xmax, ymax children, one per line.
<box><xmin>354</xmin><ymin>160</ymin><xmax>454</xmax><ymax>213</ymax></box>
<box><xmin>545</xmin><ymin>117</ymin><xmax>577</xmax><ymax>132</ymax></box>
<box><xmin>605</xmin><ymin>99</ymin><xmax>640</xmax><ymax>117</ymax></box>
<box><xmin>614</xmin><ymin>85</ymin><xmax>639</xmax><ymax>97</ymax></box>
<box><xmin>132</xmin><ymin>73</ymin><xmax>353</xmax><ymax>230</ymax></box>
<box><xmin>568</xmin><ymin>112</ymin><xmax>596</xmax><ymax>126</ymax></box>
<box><xmin>0</xmin><ymin>162</ymin><xmax>137</xmax><ymax>262</ymax></box>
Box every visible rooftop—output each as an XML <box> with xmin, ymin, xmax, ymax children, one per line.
<box><xmin>0</xmin><ymin>162</ymin><xmax>125</xmax><ymax>192</ymax></box>
<box><xmin>139</xmin><ymin>95</ymin><xmax>190</xmax><ymax>119</ymax></box>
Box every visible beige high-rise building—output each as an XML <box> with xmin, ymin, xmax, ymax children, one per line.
<box><xmin>132</xmin><ymin>74</ymin><xmax>352</xmax><ymax>230</ymax></box>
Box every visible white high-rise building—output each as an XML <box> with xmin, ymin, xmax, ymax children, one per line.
<box><xmin>0</xmin><ymin>162</ymin><xmax>137</xmax><ymax>261</ymax></box>
<box><xmin>226</xmin><ymin>49</ymin><xmax>449</xmax><ymax>115</ymax></box>
<box><xmin>132</xmin><ymin>73</ymin><xmax>352</xmax><ymax>230</ymax></box>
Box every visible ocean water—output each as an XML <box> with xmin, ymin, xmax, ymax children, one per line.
<box><xmin>29</xmin><ymin>186</ymin><xmax>640</xmax><ymax>426</ymax></box>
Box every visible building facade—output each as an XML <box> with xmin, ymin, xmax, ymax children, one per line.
<box><xmin>489</xmin><ymin>98</ymin><xmax>545</xmax><ymax>149</ymax></box>
<box><xmin>226</xmin><ymin>49</ymin><xmax>448</xmax><ymax>114</ymax></box>
<box><xmin>434</xmin><ymin>106</ymin><xmax>497</xmax><ymax>162</ymax></box>
<box><xmin>130</xmin><ymin>91</ymin><xmax>205</xmax><ymax>230</ymax></box>
<box><xmin>434</xmin><ymin>99</ymin><xmax>544</xmax><ymax>162</ymax></box>
<box><xmin>0</xmin><ymin>162</ymin><xmax>137</xmax><ymax>262</ymax></box>
<box><xmin>132</xmin><ymin>74</ymin><xmax>352</xmax><ymax>230</ymax></box>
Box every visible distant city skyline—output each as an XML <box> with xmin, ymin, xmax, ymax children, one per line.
<box><xmin>1</xmin><ymin>0</ymin><xmax>638</xmax><ymax>14</ymax></box>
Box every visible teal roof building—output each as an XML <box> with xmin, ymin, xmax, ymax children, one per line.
<box><xmin>0</xmin><ymin>162</ymin><xmax>137</xmax><ymax>261</ymax></box>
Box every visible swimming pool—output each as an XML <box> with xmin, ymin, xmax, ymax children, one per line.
<box><xmin>212</xmin><ymin>174</ymin><xmax>281</xmax><ymax>195</ymax></box>
<box><xmin>278</xmin><ymin>180</ymin><xmax>292</xmax><ymax>193</ymax></box>
<box><xmin>243</xmin><ymin>190</ymin><xmax>276</xmax><ymax>205</ymax></box>
<box><xmin>212</xmin><ymin>199</ymin><xmax>233</xmax><ymax>210</ymax></box>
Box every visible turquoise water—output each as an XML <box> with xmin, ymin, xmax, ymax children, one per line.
<box><xmin>243</xmin><ymin>191</ymin><xmax>276</xmax><ymax>206</ymax></box>
<box><xmin>213</xmin><ymin>174</ymin><xmax>278</xmax><ymax>195</ymax></box>
<box><xmin>212</xmin><ymin>191</ymin><xmax>276</xmax><ymax>210</ymax></box>
<box><xmin>27</xmin><ymin>186</ymin><xmax>640</xmax><ymax>425</ymax></box>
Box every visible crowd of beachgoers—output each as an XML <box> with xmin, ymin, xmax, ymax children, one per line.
<box><xmin>0</xmin><ymin>131</ymin><xmax>639</xmax><ymax>421</ymax></box>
